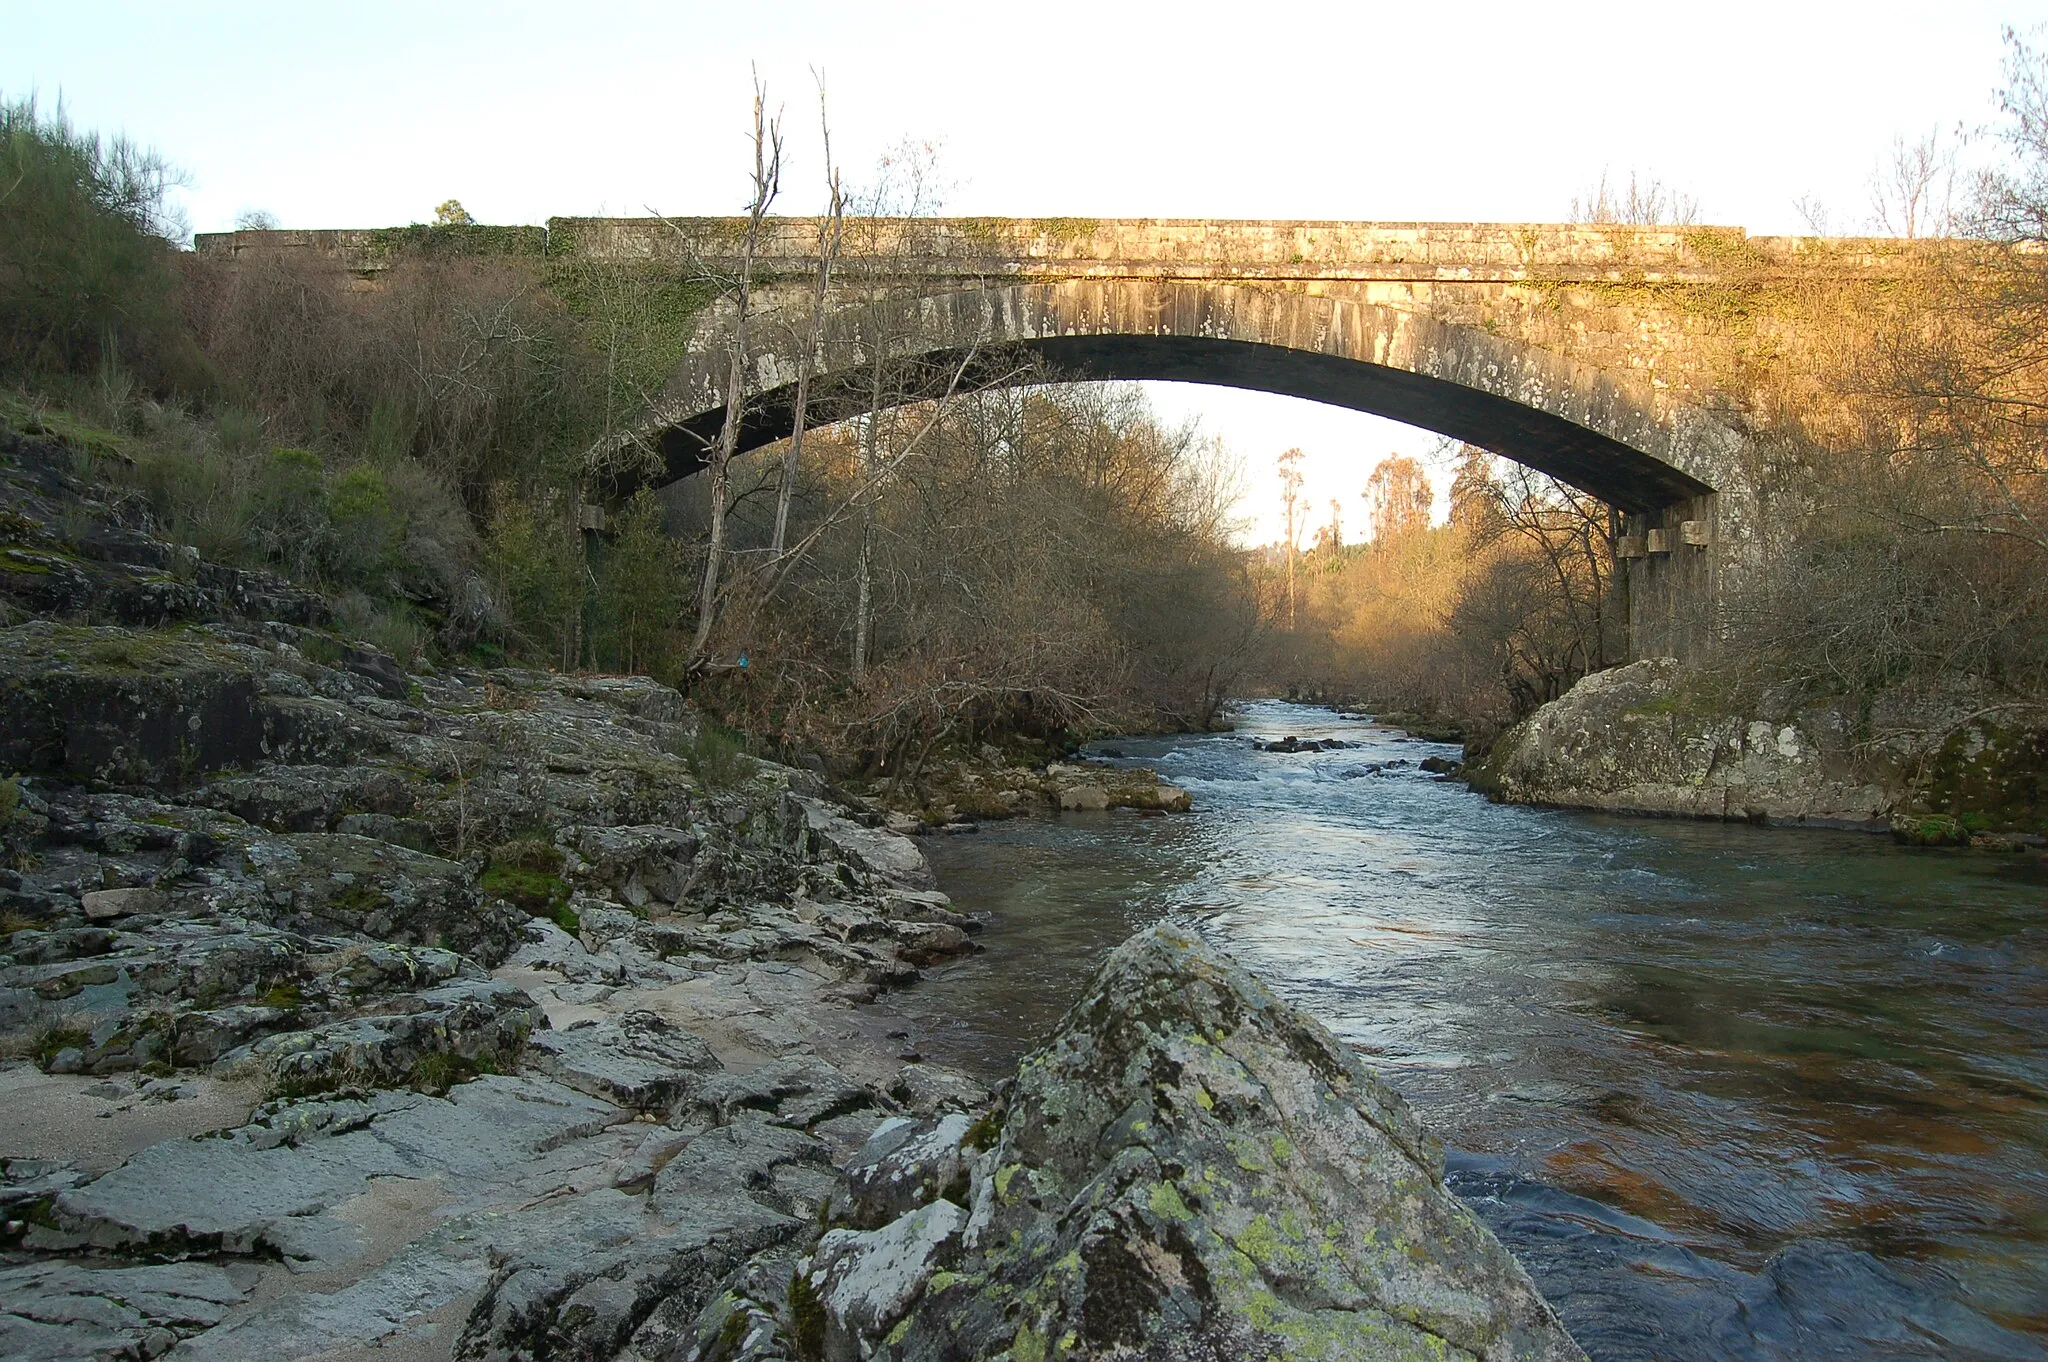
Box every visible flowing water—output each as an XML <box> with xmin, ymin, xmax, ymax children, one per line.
<box><xmin>897</xmin><ymin>700</ymin><xmax>2048</xmax><ymax>1361</ymax></box>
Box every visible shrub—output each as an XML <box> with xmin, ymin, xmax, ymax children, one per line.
<box><xmin>333</xmin><ymin>592</ymin><xmax>428</xmax><ymax>668</ymax></box>
<box><xmin>326</xmin><ymin>463</ymin><xmax>403</xmax><ymax>582</ymax></box>
<box><xmin>0</xmin><ymin>96</ymin><xmax>198</xmax><ymax>385</ymax></box>
<box><xmin>673</xmin><ymin>721</ymin><xmax>754</xmax><ymax>790</ymax></box>
<box><xmin>250</xmin><ymin>447</ymin><xmax>330</xmax><ymax>578</ymax></box>
<box><xmin>483</xmin><ymin>485</ymin><xmax>585</xmax><ymax>669</ymax></box>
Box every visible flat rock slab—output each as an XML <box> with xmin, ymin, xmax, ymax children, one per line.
<box><xmin>525</xmin><ymin>1009</ymin><xmax>723</xmax><ymax>1112</ymax></box>
<box><xmin>43</xmin><ymin>1075</ymin><xmax>623</xmax><ymax>1268</ymax></box>
<box><xmin>0</xmin><ymin>1260</ymin><xmax>248</xmax><ymax>1362</ymax></box>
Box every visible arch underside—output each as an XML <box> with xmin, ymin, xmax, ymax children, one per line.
<box><xmin>638</xmin><ymin>334</ymin><xmax>1712</xmax><ymax>515</ymax></box>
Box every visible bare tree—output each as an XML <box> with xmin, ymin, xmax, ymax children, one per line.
<box><xmin>837</xmin><ymin>139</ymin><xmax>960</xmax><ymax>684</ymax></box>
<box><xmin>1276</xmin><ymin>447</ymin><xmax>1304</xmax><ymax>627</ymax></box>
<box><xmin>1871</xmin><ymin>128</ymin><xmax>1960</xmax><ymax>238</ymax></box>
<box><xmin>771</xmin><ymin>72</ymin><xmax>846</xmax><ymax>559</ymax></box>
<box><xmin>688</xmin><ymin>74</ymin><xmax>783</xmax><ymax>665</ymax></box>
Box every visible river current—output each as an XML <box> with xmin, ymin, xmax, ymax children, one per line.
<box><xmin>897</xmin><ymin>700</ymin><xmax>2047</xmax><ymax>1361</ymax></box>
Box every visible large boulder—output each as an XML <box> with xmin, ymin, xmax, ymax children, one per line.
<box><xmin>878</xmin><ymin>923</ymin><xmax>1584</xmax><ymax>1361</ymax></box>
<box><xmin>1472</xmin><ymin>658</ymin><xmax>1892</xmax><ymax>828</ymax></box>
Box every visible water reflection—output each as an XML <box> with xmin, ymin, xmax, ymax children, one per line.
<box><xmin>906</xmin><ymin>701</ymin><xmax>2048</xmax><ymax>1360</ymax></box>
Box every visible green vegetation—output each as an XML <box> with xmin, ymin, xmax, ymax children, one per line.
<box><xmin>590</xmin><ymin>489</ymin><xmax>686</xmax><ymax>681</ymax></box>
<box><xmin>481</xmin><ymin>839</ymin><xmax>577</xmax><ymax>932</ymax></box>
<box><xmin>31</xmin><ymin>1024</ymin><xmax>90</xmax><ymax>1070</ymax></box>
<box><xmin>364</xmin><ymin>222</ymin><xmax>545</xmax><ymax>261</ymax></box>
<box><xmin>786</xmin><ymin>1268</ymin><xmax>827</xmax><ymax>1361</ymax></box>
<box><xmin>0</xmin><ymin>96</ymin><xmax>707</xmax><ymax>675</ymax></box>
<box><xmin>0</xmin><ymin>96</ymin><xmax>199</xmax><ymax>386</ymax></box>
<box><xmin>960</xmin><ymin>1109</ymin><xmax>1004</xmax><ymax>1151</ymax></box>
<box><xmin>672</xmin><ymin>720</ymin><xmax>754</xmax><ymax>790</ymax></box>
<box><xmin>409</xmin><ymin>1047</ymin><xmax>499</xmax><ymax>1096</ymax></box>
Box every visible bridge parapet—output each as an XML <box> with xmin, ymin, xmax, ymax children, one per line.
<box><xmin>195</xmin><ymin>217</ymin><xmax>1915</xmax><ymax>283</ymax></box>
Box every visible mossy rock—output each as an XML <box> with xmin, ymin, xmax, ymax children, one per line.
<box><xmin>1890</xmin><ymin>813</ymin><xmax>1969</xmax><ymax>847</ymax></box>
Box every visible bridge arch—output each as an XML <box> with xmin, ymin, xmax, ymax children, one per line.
<box><xmin>603</xmin><ymin>280</ymin><xmax>1739</xmax><ymax>515</ymax></box>
<box><xmin>597</xmin><ymin>280</ymin><xmax>1744</xmax><ymax>658</ymax></box>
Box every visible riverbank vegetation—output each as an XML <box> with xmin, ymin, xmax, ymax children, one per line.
<box><xmin>0</xmin><ymin>93</ymin><xmax>1253</xmax><ymax>782</ymax></box>
<box><xmin>1248</xmin><ymin>445</ymin><xmax>1622</xmax><ymax>747</ymax></box>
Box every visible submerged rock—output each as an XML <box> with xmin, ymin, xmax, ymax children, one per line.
<box><xmin>867</xmin><ymin>923</ymin><xmax>1584</xmax><ymax>1361</ymax></box>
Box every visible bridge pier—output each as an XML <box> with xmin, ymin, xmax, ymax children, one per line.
<box><xmin>1618</xmin><ymin>494</ymin><xmax>1719</xmax><ymax>662</ymax></box>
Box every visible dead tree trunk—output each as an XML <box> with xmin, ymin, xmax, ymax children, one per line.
<box><xmin>689</xmin><ymin>76</ymin><xmax>782</xmax><ymax>666</ymax></box>
<box><xmin>772</xmin><ymin>80</ymin><xmax>844</xmax><ymax>560</ymax></box>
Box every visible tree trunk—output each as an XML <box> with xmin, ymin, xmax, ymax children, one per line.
<box><xmin>688</xmin><ymin>80</ymin><xmax>781</xmax><ymax>664</ymax></box>
<box><xmin>851</xmin><ymin>413</ymin><xmax>877</xmax><ymax>684</ymax></box>
<box><xmin>772</xmin><ymin>92</ymin><xmax>843</xmax><ymax>559</ymax></box>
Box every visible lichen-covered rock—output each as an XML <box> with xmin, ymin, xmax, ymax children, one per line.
<box><xmin>564</xmin><ymin>823</ymin><xmax>700</xmax><ymax>907</ymax></box>
<box><xmin>243</xmin><ymin>832</ymin><xmax>524</xmax><ymax>965</ymax></box>
<box><xmin>241</xmin><ymin>976</ymin><xmax>541</xmax><ymax>1093</ymax></box>
<box><xmin>1473</xmin><ymin>658</ymin><xmax>1891</xmax><ymax>828</ymax></box>
<box><xmin>902</xmin><ymin>757</ymin><xmax>1196</xmax><ymax>824</ymax></box>
<box><xmin>834</xmin><ymin>1113</ymin><xmax>976</xmax><ymax>1230</ymax></box>
<box><xmin>0</xmin><ymin>621</ymin><xmax>371</xmax><ymax>787</ymax></box>
<box><xmin>884</xmin><ymin>923</ymin><xmax>1585</xmax><ymax>1362</ymax></box>
<box><xmin>0</xmin><ymin>1260</ymin><xmax>249</xmax><ymax>1361</ymax></box>
<box><xmin>684</xmin><ymin>1053</ymin><xmax>882</xmax><ymax>1131</ymax></box>
<box><xmin>809</xmin><ymin>1199</ymin><xmax>966</xmax><ymax>1361</ymax></box>
<box><xmin>797</xmin><ymin>797</ymin><xmax>937</xmax><ymax>888</ymax></box>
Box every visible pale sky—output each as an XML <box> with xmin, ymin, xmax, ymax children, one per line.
<box><xmin>11</xmin><ymin>1</ymin><xmax>2042</xmax><ymax>542</ymax></box>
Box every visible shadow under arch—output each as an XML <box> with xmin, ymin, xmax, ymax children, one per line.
<box><xmin>637</xmin><ymin>334</ymin><xmax>1715</xmax><ymax>514</ymax></box>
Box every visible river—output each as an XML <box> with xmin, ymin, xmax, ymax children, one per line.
<box><xmin>894</xmin><ymin>699</ymin><xmax>2047</xmax><ymax>1361</ymax></box>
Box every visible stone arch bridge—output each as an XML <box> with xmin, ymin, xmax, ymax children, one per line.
<box><xmin>199</xmin><ymin>218</ymin><xmax>1903</xmax><ymax>661</ymax></box>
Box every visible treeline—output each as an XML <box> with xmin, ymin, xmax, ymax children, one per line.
<box><xmin>1251</xmin><ymin>448</ymin><xmax>1617</xmax><ymax>745</ymax></box>
<box><xmin>0</xmin><ymin>96</ymin><xmax>1254</xmax><ymax>772</ymax></box>
<box><xmin>609</xmin><ymin>385</ymin><xmax>1257</xmax><ymax>773</ymax></box>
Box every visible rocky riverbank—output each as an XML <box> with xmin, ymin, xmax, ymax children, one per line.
<box><xmin>0</xmin><ymin>419</ymin><xmax>1581</xmax><ymax>1358</ymax></box>
<box><xmin>0</xmin><ymin>624</ymin><xmax>994</xmax><ymax>1360</ymax></box>
<box><xmin>1470</xmin><ymin>658</ymin><xmax>2045</xmax><ymax>845</ymax></box>
<box><xmin>851</xmin><ymin>754</ymin><xmax>1194</xmax><ymax>828</ymax></box>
